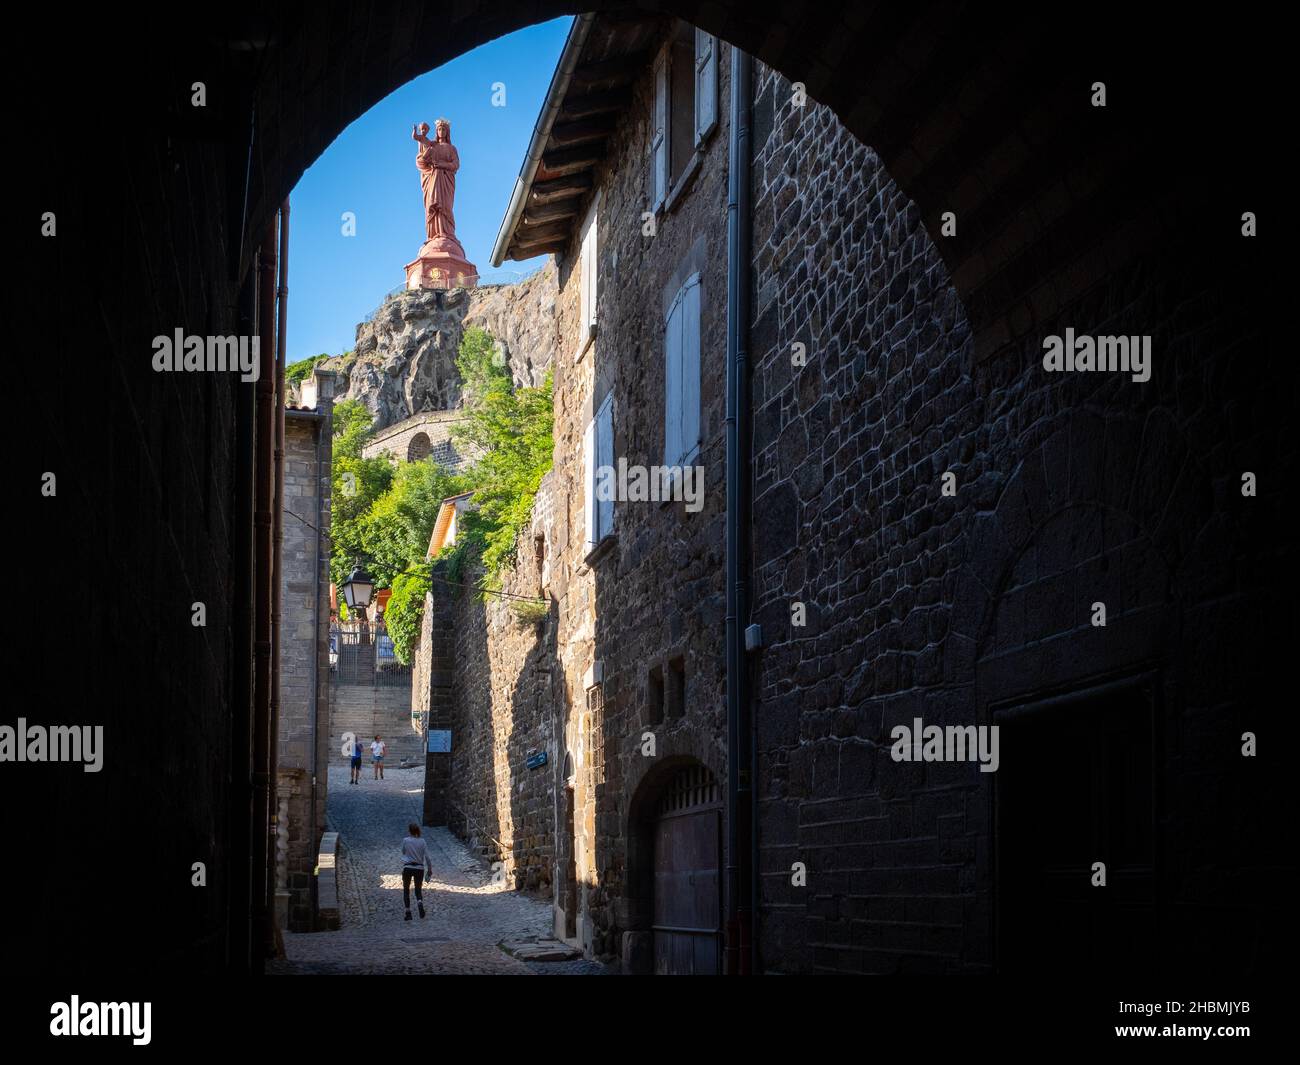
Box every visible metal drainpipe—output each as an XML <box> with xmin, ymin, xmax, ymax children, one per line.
<box><xmin>251</xmin><ymin>222</ymin><xmax>277</xmax><ymax>971</ymax></box>
<box><xmin>230</xmin><ymin>264</ymin><xmax>257</xmax><ymax>972</ymax></box>
<box><xmin>309</xmin><ymin>396</ymin><xmax>324</xmax><ymax>927</ymax></box>
<box><xmin>724</xmin><ymin>45</ymin><xmax>754</xmax><ymax>975</ymax></box>
<box><xmin>268</xmin><ymin>200</ymin><xmax>289</xmax><ymax>950</ymax></box>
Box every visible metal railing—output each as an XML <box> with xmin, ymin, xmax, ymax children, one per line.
<box><xmin>329</xmin><ymin>624</ymin><xmax>411</xmax><ymax>687</ymax></box>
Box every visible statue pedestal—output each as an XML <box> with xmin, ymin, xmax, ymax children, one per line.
<box><xmin>405</xmin><ymin>237</ymin><xmax>478</xmax><ymax>290</ymax></box>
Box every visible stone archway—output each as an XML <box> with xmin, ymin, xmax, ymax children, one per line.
<box><xmin>407</xmin><ymin>432</ymin><xmax>432</xmax><ymax>462</ymax></box>
<box><xmin>622</xmin><ymin>747</ymin><xmax>725</xmax><ymax>974</ymax></box>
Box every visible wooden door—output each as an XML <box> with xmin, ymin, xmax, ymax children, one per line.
<box><xmin>652</xmin><ymin>765</ymin><xmax>721</xmax><ymax>974</ymax></box>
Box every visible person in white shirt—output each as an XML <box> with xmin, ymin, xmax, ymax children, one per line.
<box><xmin>400</xmin><ymin>823</ymin><xmax>434</xmax><ymax>920</ymax></box>
<box><xmin>371</xmin><ymin>735</ymin><xmax>386</xmax><ymax>779</ymax></box>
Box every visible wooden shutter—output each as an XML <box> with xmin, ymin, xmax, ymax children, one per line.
<box><xmin>664</xmin><ymin>286</ymin><xmax>684</xmax><ymax>466</ymax></box>
<box><xmin>680</xmin><ymin>274</ymin><xmax>702</xmax><ymax>461</ymax></box>
<box><xmin>652</xmin><ymin>49</ymin><xmax>668</xmax><ymax>210</ymax></box>
<box><xmin>583</xmin><ymin>415</ymin><xmax>596</xmax><ymax>547</ymax></box>
<box><xmin>596</xmin><ymin>394</ymin><xmax>615</xmax><ymax>539</ymax></box>
<box><xmin>695</xmin><ymin>30</ymin><xmax>718</xmax><ymax>143</ymax></box>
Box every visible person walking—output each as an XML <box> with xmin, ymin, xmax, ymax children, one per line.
<box><xmin>400</xmin><ymin>823</ymin><xmax>434</xmax><ymax>921</ymax></box>
<box><xmin>350</xmin><ymin>737</ymin><xmax>363</xmax><ymax>784</ymax></box>
<box><xmin>371</xmin><ymin>735</ymin><xmax>386</xmax><ymax>780</ymax></box>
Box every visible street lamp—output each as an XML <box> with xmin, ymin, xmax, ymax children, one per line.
<box><xmin>342</xmin><ymin>564</ymin><xmax>374</xmax><ymax>625</ymax></box>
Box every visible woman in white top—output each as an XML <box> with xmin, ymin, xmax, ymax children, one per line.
<box><xmin>401</xmin><ymin>823</ymin><xmax>434</xmax><ymax>920</ymax></box>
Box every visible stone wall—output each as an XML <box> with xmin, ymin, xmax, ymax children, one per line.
<box><xmin>745</xmin><ymin>65</ymin><xmax>1286</xmax><ymax>974</ymax></box>
<box><xmin>361</xmin><ymin>409</ymin><xmax>469</xmax><ymax>468</ymax></box>
<box><xmin>277</xmin><ymin>371</ymin><xmax>336</xmax><ymax>932</ymax></box>
<box><xmin>441</xmin><ymin>508</ymin><xmax>559</xmax><ymax>896</ymax></box>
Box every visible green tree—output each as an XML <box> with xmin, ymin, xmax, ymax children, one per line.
<box><xmin>329</xmin><ymin>399</ymin><xmax>394</xmax><ymax>588</ymax></box>
<box><xmin>285</xmin><ymin>353</ymin><xmax>330</xmax><ymax>388</ymax></box>
<box><xmin>452</xmin><ymin>327</ymin><xmax>554</xmax><ymax>589</ymax></box>
<box><xmin>384</xmin><ymin>563</ymin><xmax>432</xmax><ymax>664</ymax></box>
<box><xmin>359</xmin><ymin>458</ymin><xmax>468</xmax><ymax>588</ymax></box>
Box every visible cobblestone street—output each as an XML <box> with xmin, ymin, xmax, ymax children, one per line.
<box><xmin>269</xmin><ymin>766</ymin><xmax>609</xmax><ymax>975</ymax></box>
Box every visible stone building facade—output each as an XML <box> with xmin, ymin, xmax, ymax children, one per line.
<box><xmin>415</xmin><ymin>12</ymin><xmax>1286</xmax><ymax>976</ymax></box>
<box><xmin>277</xmin><ymin>369</ymin><xmax>337</xmax><ymax>932</ymax></box>
<box><xmin>416</xmin><ymin>12</ymin><xmax>740</xmax><ymax>964</ymax></box>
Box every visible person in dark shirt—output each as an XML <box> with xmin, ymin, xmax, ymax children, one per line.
<box><xmin>400</xmin><ymin>823</ymin><xmax>434</xmax><ymax>920</ymax></box>
<box><xmin>350</xmin><ymin>738</ymin><xmax>363</xmax><ymax>784</ymax></box>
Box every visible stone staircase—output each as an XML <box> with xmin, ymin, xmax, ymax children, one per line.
<box><xmin>329</xmin><ymin>683</ymin><xmax>424</xmax><ymax>766</ymax></box>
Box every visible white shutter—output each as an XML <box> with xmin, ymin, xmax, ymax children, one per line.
<box><xmin>596</xmin><ymin>394</ymin><xmax>615</xmax><ymax>539</ymax></box>
<box><xmin>583</xmin><ymin>416</ymin><xmax>596</xmax><ymax>547</ymax></box>
<box><xmin>681</xmin><ymin>274</ymin><xmax>702</xmax><ymax>461</ymax></box>
<box><xmin>652</xmin><ymin>49</ymin><xmax>668</xmax><ymax>210</ymax></box>
<box><xmin>664</xmin><ymin>287</ymin><xmax>684</xmax><ymax>466</ymax></box>
<box><xmin>695</xmin><ymin>30</ymin><xmax>718</xmax><ymax>143</ymax></box>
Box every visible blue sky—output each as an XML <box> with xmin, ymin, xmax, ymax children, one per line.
<box><xmin>286</xmin><ymin>17</ymin><xmax>573</xmax><ymax>364</ymax></box>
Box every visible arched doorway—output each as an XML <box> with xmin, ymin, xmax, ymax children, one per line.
<box><xmin>626</xmin><ymin>760</ymin><xmax>723</xmax><ymax>974</ymax></box>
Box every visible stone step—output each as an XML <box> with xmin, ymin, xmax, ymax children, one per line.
<box><xmin>498</xmin><ymin>937</ymin><xmax>583</xmax><ymax>962</ymax></box>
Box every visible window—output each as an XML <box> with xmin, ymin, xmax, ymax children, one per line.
<box><xmin>651</xmin><ymin>24</ymin><xmax>719</xmax><ymax>210</ymax></box>
<box><xmin>587</xmin><ymin>684</ymin><xmax>605</xmax><ymax>786</ymax></box>
<box><xmin>534</xmin><ymin>534</ymin><xmax>547</xmax><ymax>593</ymax></box>
<box><xmin>664</xmin><ymin>273</ymin><xmax>702</xmax><ymax>467</ymax></box>
<box><xmin>578</xmin><ymin>195</ymin><xmax>599</xmax><ymax>353</ymax></box>
<box><xmin>584</xmin><ymin>391</ymin><xmax>615</xmax><ymax>549</ymax></box>
<box><xmin>647</xmin><ymin>664</ymin><xmax>665</xmax><ymax>726</ymax></box>
<box><xmin>667</xmin><ymin>655</ymin><xmax>686</xmax><ymax>720</ymax></box>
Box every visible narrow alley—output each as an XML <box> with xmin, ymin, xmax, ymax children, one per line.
<box><xmin>268</xmin><ymin>766</ymin><xmax>608</xmax><ymax>975</ymax></box>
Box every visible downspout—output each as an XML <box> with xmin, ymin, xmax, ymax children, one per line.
<box><xmin>268</xmin><ymin>200</ymin><xmax>289</xmax><ymax>952</ymax></box>
<box><xmin>251</xmin><ymin>221</ymin><xmax>277</xmax><ymax>969</ymax></box>
<box><xmin>724</xmin><ymin>46</ymin><xmax>754</xmax><ymax>975</ymax></box>
<box><xmin>489</xmin><ymin>12</ymin><xmax>596</xmax><ymax>267</ymax></box>
<box><xmin>230</xmin><ymin>265</ymin><xmax>257</xmax><ymax>972</ymax></box>
<box><xmin>309</xmin><ymin>391</ymin><xmax>324</xmax><ymax>928</ymax></box>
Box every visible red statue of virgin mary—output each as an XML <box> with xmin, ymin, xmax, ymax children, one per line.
<box><xmin>404</xmin><ymin>118</ymin><xmax>478</xmax><ymax>289</ymax></box>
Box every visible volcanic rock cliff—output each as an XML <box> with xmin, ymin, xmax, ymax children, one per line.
<box><xmin>297</xmin><ymin>261</ymin><xmax>558</xmax><ymax>430</ymax></box>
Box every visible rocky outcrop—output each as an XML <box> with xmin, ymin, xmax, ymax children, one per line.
<box><xmin>297</xmin><ymin>262</ymin><xmax>558</xmax><ymax>432</ymax></box>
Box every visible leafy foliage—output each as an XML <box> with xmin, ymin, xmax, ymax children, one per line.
<box><xmin>360</xmin><ymin>459</ymin><xmax>468</xmax><ymax>588</ymax></box>
<box><xmin>451</xmin><ymin>327</ymin><xmax>554</xmax><ymax>590</ymax></box>
<box><xmin>324</xmin><ymin>327</ymin><xmax>554</xmax><ymax>650</ymax></box>
<box><xmin>285</xmin><ymin>353</ymin><xmax>330</xmax><ymax>388</ymax></box>
<box><xmin>384</xmin><ymin>563</ymin><xmax>432</xmax><ymax>664</ymax></box>
<box><xmin>329</xmin><ymin>399</ymin><xmax>394</xmax><ymax>589</ymax></box>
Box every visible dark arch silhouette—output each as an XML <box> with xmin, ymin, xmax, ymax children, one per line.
<box><xmin>16</xmin><ymin>1</ymin><xmax>1283</xmax><ymax>979</ymax></box>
